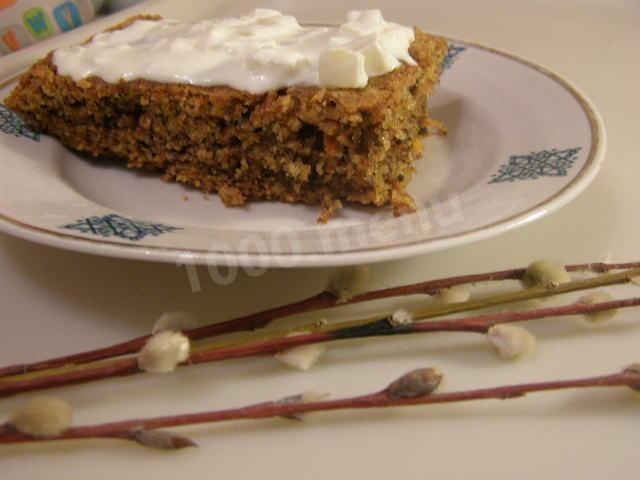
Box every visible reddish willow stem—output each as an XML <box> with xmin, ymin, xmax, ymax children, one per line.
<box><xmin>0</xmin><ymin>261</ymin><xmax>636</xmax><ymax>378</ymax></box>
<box><xmin>1</xmin><ymin>297</ymin><xmax>638</xmax><ymax>398</ymax></box>
<box><xmin>1</xmin><ymin>369</ymin><xmax>639</xmax><ymax>446</ymax></box>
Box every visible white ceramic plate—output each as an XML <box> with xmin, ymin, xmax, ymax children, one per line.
<box><xmin>0</xmin><ymin>40</ymin><xmax>605</xmax><ymax>267</ymax></box>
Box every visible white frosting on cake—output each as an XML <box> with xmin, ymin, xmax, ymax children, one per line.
<box><xmin>52</xmin><ymin>9</ymin><xmax>416</xmax><ymax>93</ymax></box>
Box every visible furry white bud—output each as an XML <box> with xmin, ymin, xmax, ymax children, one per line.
<box><xmin>137</xmin><ymin>330</ymin><xmax>190</xmax><ymax>373</ymax></box>
<box><xmin>327</xmin><ymin>265</ymin><xmax>370</xmax><ymax>303</ymax></box>
<box><xmin>436</xmin><ymin>284</ymin><xmax>471</xmax><ymax>304</ymax></box>
<box><xmin>389</xmin><ymin>309</ymin><xmax>413</xmax><ymax>326</ymax></box>
<box><xmin>9</xmin><ymin>396</ymin><xmax>72</xmax><ymax>437</ymax></box>
<box><xmin>487</xmin><ymin>324</ymin><xmax>536</xmax><ymax>360</ymax></box>
<box><xmin>578</xmin><ymin>291</ymin><xmax>617</xmax><ymax>322</ymax></box>
<box><xmin>152</xmin><ymin>311</ymin><xmax>196</xmax><ymax>334</ymax></box>
<box><xmin>275</xmin><ymin>343</ymin><xmax>326</xmax><ymax>370</ymax></box>
<box><xmin>522</xmin><ymin>259</ymin><xmax>571</xmax><ymax>288</ymax></box>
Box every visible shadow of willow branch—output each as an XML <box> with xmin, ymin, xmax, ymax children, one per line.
<box><xmin>1</xmin><ymin>297</ymin><xmax>639</xmax><ymax>398</ymax></box>
<box><xmin>1</xmin><ymin>368</ymin><xmax>639</xmax><ymax>447</ymax></box>
<box><xmin>0</xmin><ymin>261</ymin><xmax>637</xmax><ymax>379</ymax></box>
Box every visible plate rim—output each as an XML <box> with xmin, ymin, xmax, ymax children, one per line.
<box><xmin>0</xmin><ymin>37</ymin><xmax>606</xmax><ymax>267</ymax></box>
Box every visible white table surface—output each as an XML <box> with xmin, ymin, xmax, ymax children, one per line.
<box><xmin>2</xmin><ymin>0</ymin><xmax>639</xmax><ymax>478</ymax></box>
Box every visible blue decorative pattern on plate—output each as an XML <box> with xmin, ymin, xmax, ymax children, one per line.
<box><xmin>61</xmin><ymin>214</ymin><xmax>182</xmax><ymax>241</ymax></box>
<box><xmin>442</xmin><ymin>44</ymin><xmax>466</xmax><ymax>70</ymax></box>
<box><xmin>0</xmin><ymin>39</ymin><xmax>605</xmax><ymax>267</ymax></box>
<box><xmin>489</xmin><ymin>147</ymin><xmax>582</xmax><ymax>183</ymax></box>
<box><xmin>0</xmin><ymin>104</ymin><xmax>40</xmax><ymax>141</ymax></box>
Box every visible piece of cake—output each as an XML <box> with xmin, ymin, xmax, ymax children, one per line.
<box><xmin>5</xmin><ymin>10</ymin><xmax>448</xmax><ymax>222</ymax></box>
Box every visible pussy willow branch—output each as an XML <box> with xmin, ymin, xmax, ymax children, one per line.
<box><xmin>0</xmin><ymin>261</ymin><xmax>637</xmax><ymax>378</ymax></box>
<box><xmin>1</xmin><ymin>368</ymin><xmax>639</xmax><ymax>447</ymax></box>
<box><xmin>1</xmin><ymin>296</ymin><xmax>638</xmax><ymax>398</ymax></box>
<box><xmin>197</xmin><ymin>266</ymin><xmax>640</xmax><ymax>350</ymax></box>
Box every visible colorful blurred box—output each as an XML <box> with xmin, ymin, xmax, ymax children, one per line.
<box><xmin>0</xmin><ymin>0</ymin><xmax>106</xmax><ymax>56</ymax></box>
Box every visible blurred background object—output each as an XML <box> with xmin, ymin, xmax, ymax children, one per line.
<box><xmin>0</xmin><ymin>0</ymin><xmax>144</xmax><ymax>57</ymax></box>
<box><xmin>102</xmin><ymin>0</ymin><xmax>144</xmax><ymax>13</ymax></box>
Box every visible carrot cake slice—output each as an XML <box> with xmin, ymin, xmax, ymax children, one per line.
<box><xmin>5</xmin><ymin>9</ymin><xmax>448</xmax><ymax>222</ymax></box>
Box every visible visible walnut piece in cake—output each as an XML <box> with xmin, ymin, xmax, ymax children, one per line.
<box><xmin>5</xmin><ymin>15</ymin><xmax>448</xmax><ymax>222</ymax></box>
